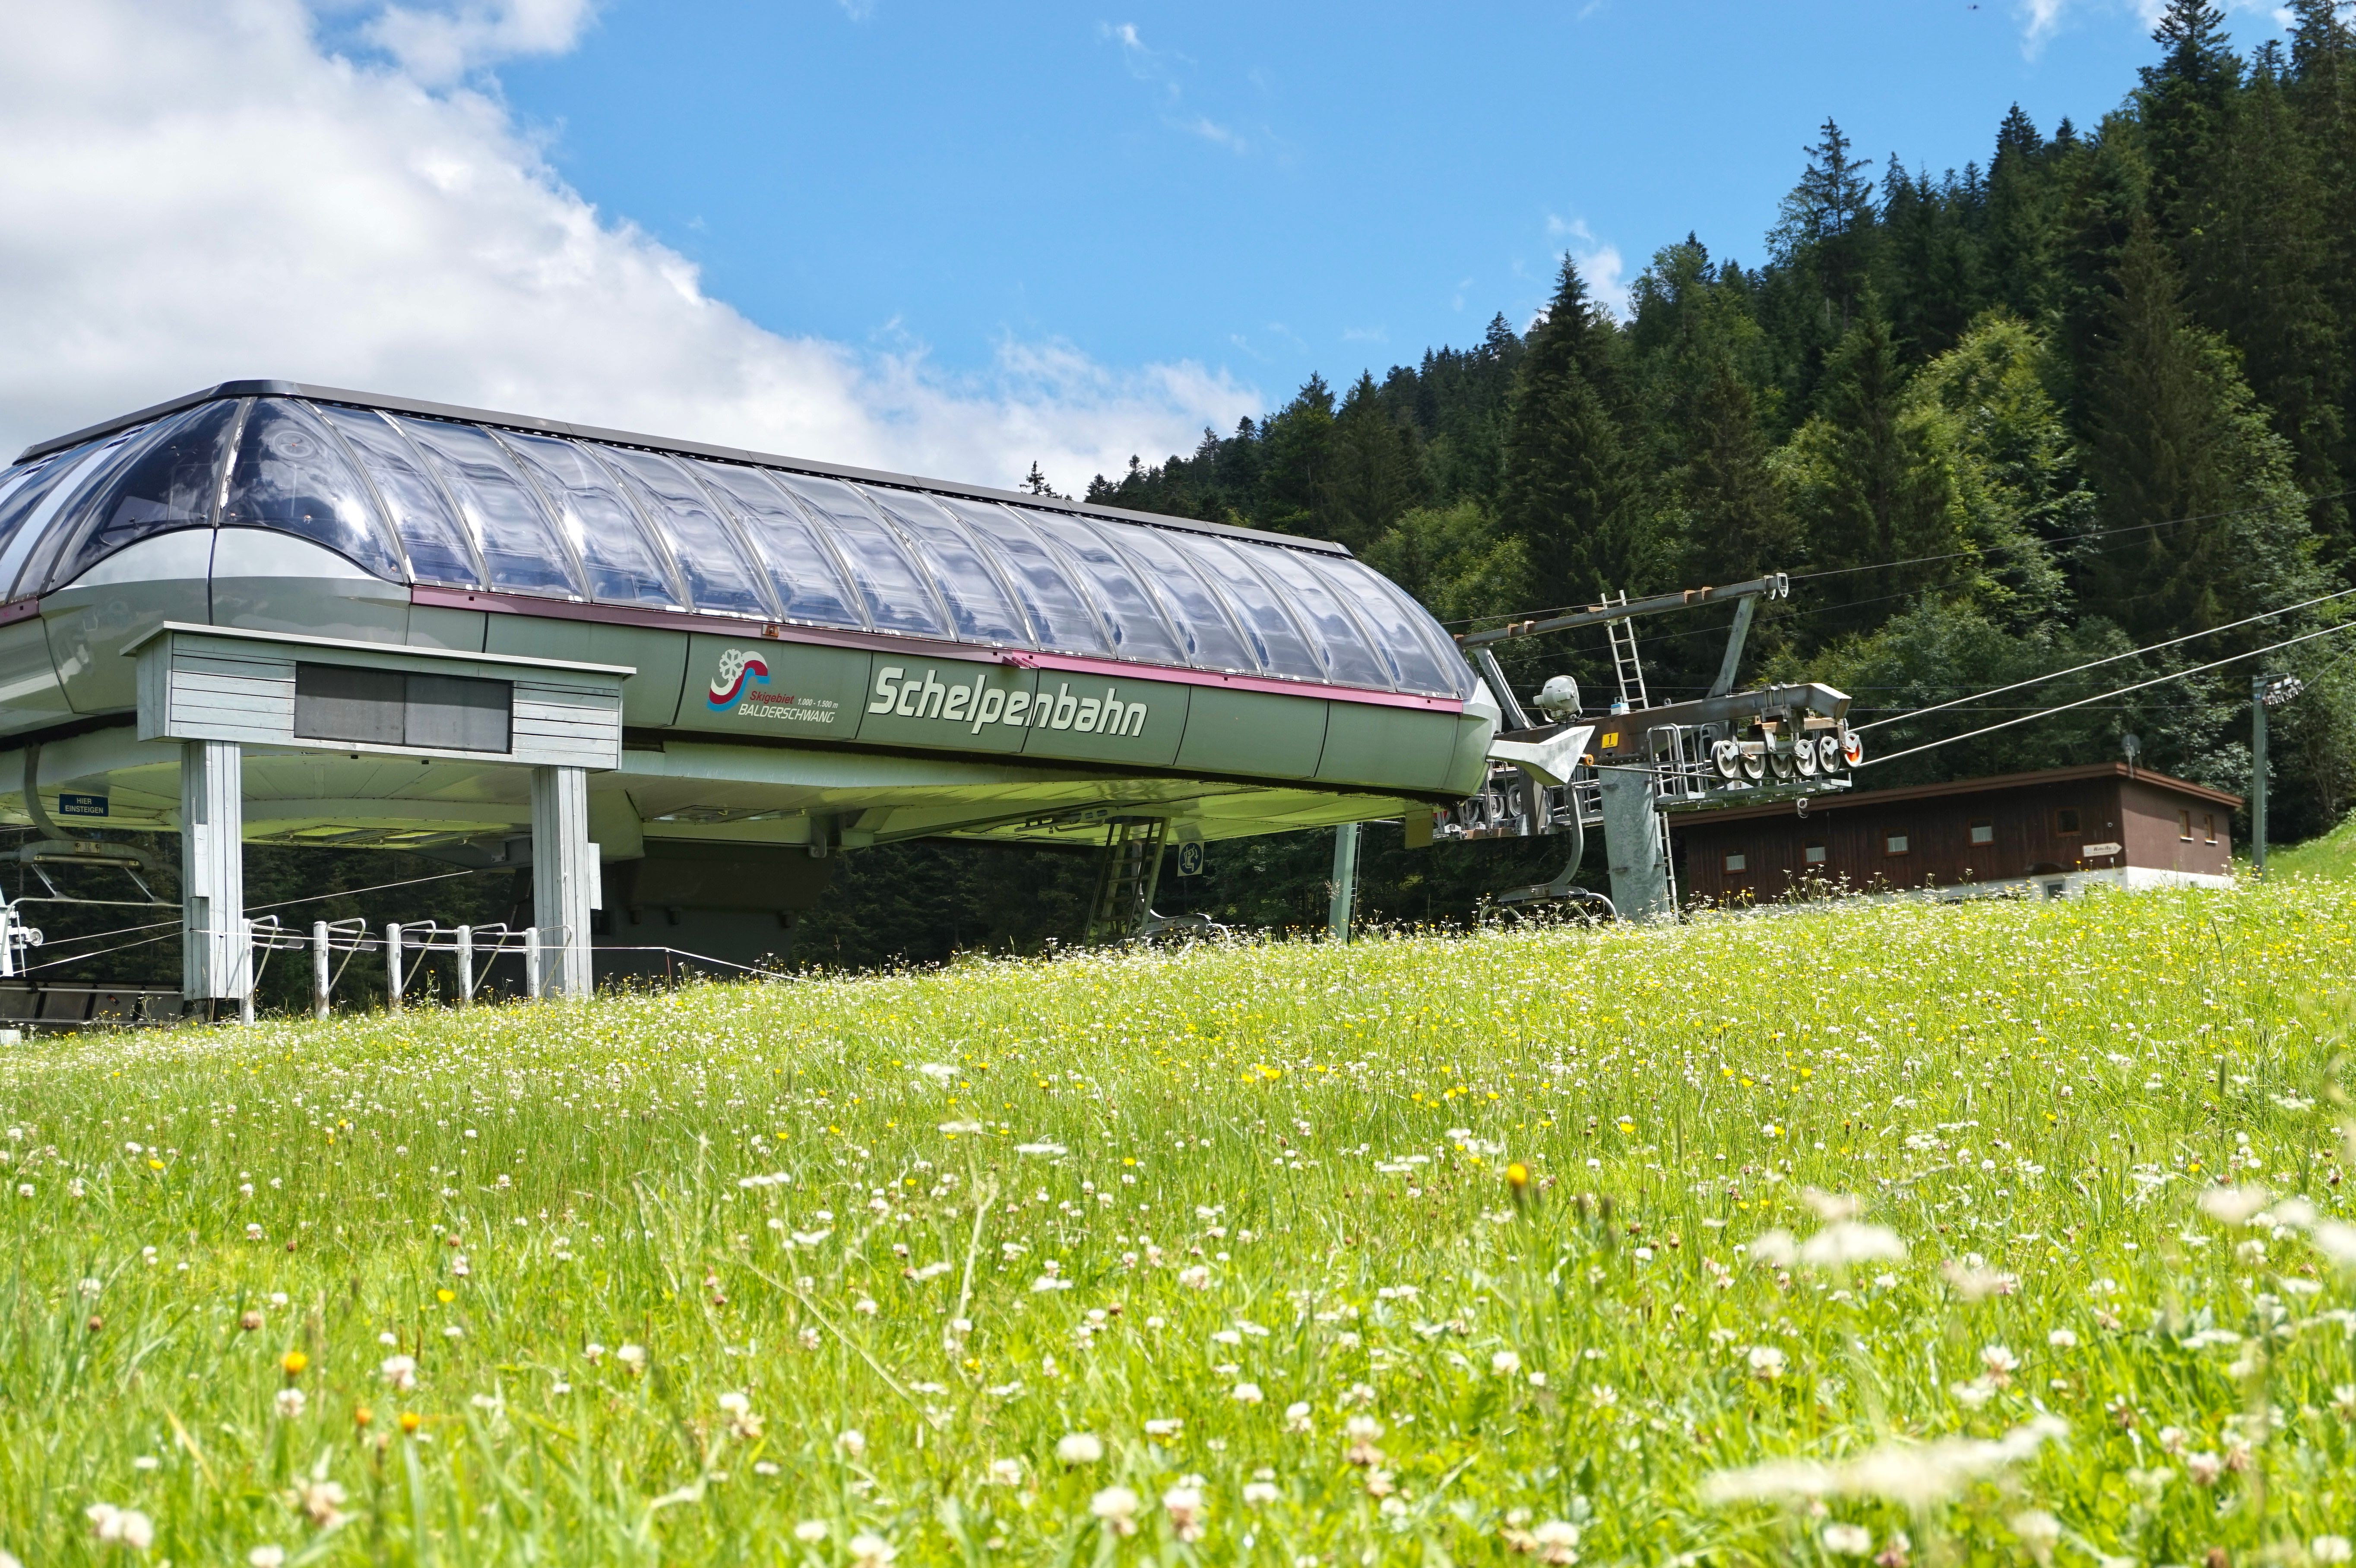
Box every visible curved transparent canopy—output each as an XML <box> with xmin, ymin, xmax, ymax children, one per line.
<box><xmin>221</xmin><ymin>399</ymin><xmax>406</xmax><ymax>581</ymax></box>
<box><xmin>497</xmin><ymin>431</ymin><xmax>682</xmax><ymax>610</ymax></box>
<box><xmin>47</xmin><ymin>402</ymin><xmax>241</xmax><ymax>593</ymax></box>
<box><xmin>0</xmin><ymin>396</ymin><xmax>1474</xmax><ymax>697</ymax></box>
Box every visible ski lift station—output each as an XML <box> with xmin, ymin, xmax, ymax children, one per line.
<box><xmin>0</xmin><ymin>381</ymin><xmax>1513</xmax><ymax>1012</ymax></box>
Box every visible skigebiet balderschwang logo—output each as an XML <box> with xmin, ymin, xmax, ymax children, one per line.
<box><xmin>868</xmin><ymin>665</ymin><xmax>1149</xmax><ymax>737</ymax></box>
<box><xmin>709</xmin><ymin>649</ymin><xmax>839</xmax><ymax>726</ymax></box>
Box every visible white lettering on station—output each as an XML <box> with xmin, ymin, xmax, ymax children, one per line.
<box><xmin>866</xmin><ymin>666</ymin><xmax>1148</xmax><ymax>737</ymax></box>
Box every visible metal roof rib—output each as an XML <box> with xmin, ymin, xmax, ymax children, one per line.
<box><xmin>14</xmin><ymin>380</ymin><xmax>1349</xmax><ymax>557</ymax></box>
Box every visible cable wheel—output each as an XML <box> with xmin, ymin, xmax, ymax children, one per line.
<box><xmin>1768</xmin><ymin>743</ymin><xmax>1795</xmax><ymax>781</ymax></box>
<box><xmin>1712</xmin><ymin>739</ymin><xmax>1742</xmax><ymax>779</ymax></box>
<box><xmin>1794</xmin><ymin>736</ymin><xmax>1820</xmax><ymax>776</ymax></box>
<box><xmin>1738</xmin><ymin>745</ymin><xmax>1766</xmax><ymax>782</ymax></box>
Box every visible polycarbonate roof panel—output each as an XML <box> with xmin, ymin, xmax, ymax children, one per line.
<box><xmin>595</xmin><ymin>447</ymin><xmax>777</xmax><ymax>620</ymax></box>
<box><xmin>1238</xmin><ymin>544</ymin><xmax>1395</xmax><ymax>691</ymax></box>
<box><xmin>865</xmin><ymin>488</ymin><xmax>1032</xmax><ymax>646</ymax></box>
<box><xmin>934</xmin><ymin>498</ymin><xmax>1109</xmax><ymax>656</ymax></box>
<box><xmin>497</xmin><ymin>430</ymin><xmax>683</xmax><ymax>610</ymax></box>
<box><xmin>397</xmin><ymin>417</ymin><xmax>585</xmax><ymax>601</ymax></box>
<box><xmin>1094</xmin><ymin>522</ymin><xmax>1260</xmax><ymax>675</ymax></box>
<box><xmin>1016</xmin><ymin>507</ymin><xmax>1188</xmax><ymax>666</ymax></box>
<box><xmin>222</xmin><ymin>400</ymin><xmax>406</xmax><ymax>582</ymax></box>
<box><xmin>316</xmin><ymin>407</ymin><xmax>483</xmax><ymax>588</ymax></box>
<box><xmin>689</xmin><ymin>463</ymin><xmax>866</xmax><ymax>630</ymax></box>
<box><xmin>0</xmin><ymin>434</ymin><xmax>138</xmax><ymax>599</ymax></box>
<box><xmin>47</xmin><ymin>403</ymin><xmax>241</xmax><ymax>594</ymax></box>
<box><xmin>770</xmin><ymin>473</ymin><xmax>951</xmax><ymax>639</ymax></box>
<box><xmin>0</xmin><ymin>389</ymin><xmax>1475</xmax><ymax>699</ymax></box>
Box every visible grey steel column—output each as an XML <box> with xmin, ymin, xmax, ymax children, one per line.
<box><xmin>179</xmin><ymin>739</ymin><xmax>247</xmax><ymax>1005</ymax></box>
<box><xmin>1327</xmin><ymin>822</ymin><xmax>1360</xmax><ymax>942</ymax></box>
<box><xmin>532</xmin><ymin>765</ymin><xmax>595</xmax><ymax>998</ymax></box>
<box><xmin>2252</xmin><ymin>674</ymin><xmax>2270</xmax><ymax>876</ymax></box>
<box><xmin>1596</xmin><ymin>762</ymin><xmax>1675</xmax><ymax>920</ymax></box>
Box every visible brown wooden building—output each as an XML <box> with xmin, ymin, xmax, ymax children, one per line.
<box><xmin>1671</xmin><ymin>763</ymin><xmax>2242</xmax><ymax>907</ymax></box>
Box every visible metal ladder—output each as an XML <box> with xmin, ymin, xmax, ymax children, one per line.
<box><xmin>1085</xmin><ymin>818</ymin><xmax>1169</xmax><ymax>943</ymax></box>
<box><xmin>1605</xmin><ymin>591</ymin><xmax>1651</xmax><ymax>710</ymax></box>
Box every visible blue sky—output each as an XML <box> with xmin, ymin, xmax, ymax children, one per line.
<box><xmin>0</xmin><ymin>2</ymin><xmax>2301</xmax><ymax>487</ymax></box>
<box><xmin>484</xmin><ymin>0</ymin><xmax>2287</xmax><ymax>424</ymax></box>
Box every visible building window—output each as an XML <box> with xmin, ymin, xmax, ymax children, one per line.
<box><xmin>1803</xmin><ymin>841</ymin><xmax>1827</xmax><ymax>866</ymax></box>
<box><xmin>1723</xmin><ymin>850</ymin><xmax>1747</xmax><ymax>873</ymax></box>
<box><xmin>2179</xmin><ymin>809</ymin><xmax>2194</xmax><ymax>841</ymax></box>
<box><xmin>2055</xmin><ymin>808</ymin><xmax>2080</xmax><ymax>835</ymax></box>
<box><xmin>1968</xmin><ymin>818</ymin><xmax>1994</xmax><ymax>846</ymax></box>
<box><xmin>2204</xmin><ymin>813</ymin><xmax>2217</xmax><ymax>844</ymax></box>
<box><xmin>1884</xmin><ymin>832</ymin><xmax>1910</xmax><ymax>856</ymax></box>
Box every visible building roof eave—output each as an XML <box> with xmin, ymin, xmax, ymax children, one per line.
<box><xmin>1666</xmin><ymin>762</ymin><xmax>2244</xmax><ymax>830</ymax></box>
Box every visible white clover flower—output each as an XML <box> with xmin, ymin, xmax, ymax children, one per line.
<box><xmin>1820</xmin><ymin>1522</ymin><xmax>1872</xmax><ymax>1556</ymax></box>
<box><xmin>87</xmin><ymin>1503</ymin><xmax>155</xmax><ymax>1551</ymax></box>
<box><xmin>1090</xmin><ymin>1485</ymin><xmax>1141</xmax><ymax>1535</ymax></box>
<box><xmin>836</xmin><ymin>1428</ymin><xmax>867</xmax><ymax>1457</ymax></box>
<box><xmin>1243</xmin><ymin>1479</ymin><xmax>1279</xmax><ymax>1505</ymax></box>
<box><xmin>1283</xmin><ymin>1401</ymin><xmax>1313</xmax><ymax>1433</ymax></box>
<box><xmin>793</xmin><ymin>1521</ymin><xmax>828</xmax><ymax>1543</ymax></box>
<box><xmin>1232</xmin><ymin>1381</ymin><xmax>1265</xmax><ymax>1405</ymax></box>
<box><xmin>1056</xmin><ymin>1432</ymin><xmax>1104</xmax><ymax>1464</ymax></box>
<box><xmin>1491</xmin><ymin>1349</ymin><xmax>1522</xmax><ymax>1376</ymax></box>
<box><xmin>2197</xmin><ymin>1185</ymin><xmax>2272</xmax><ymax>1226</ymax></box>
<box><xmin>987</xmin><ymin>1457</ymin><xmax>1024</xmax><ymax>1485</ymax></box>
<box><xmin>1748</xmin><ymin>1345</ymin><xmax>1787</xmax><ymax>1381</ymax></box>
<box><xmin>2314</xmin><ymin>1537</ymin><xmax>2353</xmax><ymax>1564</ymax></box>
<box><xmin>615</xmin><ymin>1344</ymin><xmax>646</xmax><ymax>1369</ymax></box>
<box><xmin>1162</xmin><ymin>1484</ymin><xmax>1208</xmax><ymax>1543</ymax></box>
<box><xmin>274</xmin><ymin>1388</ymin><xmax>307</xmax><ymax>1419</ymax></box>
<box><xmin>1748</xmin><ymin>1228</ymin><xmax>1797</xmax><ymax>1267</ymax></box>
<box><xmin>248</xmin><ymin>1548</ymin><xmax>287</xmax><ymax>1568</ymax></box>
<box><xmin>1143</xmin><ymin>1417</ymin><xmax>1182</xmax><ymax>1439</ymax></box>
<box><xmin>2048</xmin><ymin>1328</ymin><xmax>2078</xmax><ymax>1349</ymax></box>
<box><xmin>380</xmin><ymin>1354</ymin><xmax>418</xmax><ymax>1392</ymax></box>
<box><xmin>846</xmin><ymin>1531</ymin><xmax>896</xmax><ymax>1567</ymax></box>
<box><xmin>1799</xmin><ymin>1222</ymin><xmax>1908</xmax><ymax>1268</ymax></box>
<box><xmin>1178</xmin><ymin>1265</ymin><xmax>1212</xmax><ymax>1290</ymax></box>
<box><xmin>1531</xmin><ymin>1520</ymin><xmax>1581</xmax><ymax>1564</ymax></box>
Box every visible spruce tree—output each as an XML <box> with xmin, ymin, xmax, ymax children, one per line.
<box><xmin>2139</xmin><ymin>0</ymin><xmax>2242</xmax><ymax>236</ymax></box>
<box><xmin>1321</xmin><ymin>373</ymin><xmax>1428</xmax><ymax>551</ymax></box>
<box><xmin>1498</xmin><ymin>258</ymin><xmax>1631</xmax><ymax>615</ymax></box>
<box><xmin>2084</xmin><ymin>218</ymin><xmax>2321</xmax><ymax>642</ymax></box>
<box><xmin>2185</xmin><ymin>49</ymin><xmax>2348</xmax><ymax>551</ymax></box>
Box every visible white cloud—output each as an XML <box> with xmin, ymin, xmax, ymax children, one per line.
<box><xmin>0</xmin><ymin>1</ymin><xmax>1256</xmax><ymax>490</ymax></box>
<box><xmin>2017</xmin><ymin>0</ymin><xmax>2289</xmax><ymax>58</ymax></box>
<box><xmin>2016</xmin><ymin>0</ymin><xmax>2069</xmax><ymax>57</ymax></box>
<box><xmin>1543</xmin><ymin>215</ymin><xmax>1628</xmax><ymax>318</ymax></box>
<box><xmin>362</xmin><ymin>0</ymin><xmax>599</xmax><ymax>85</ymax></box>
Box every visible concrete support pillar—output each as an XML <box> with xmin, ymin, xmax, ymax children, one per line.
<box><xmin>179</xmin><ymin>739</ymin><xmax>247</xmax><ymax>1004</ymax></box>
<box><xmin>532</xmin><ymin>765</ymin><xmax>595</xmax><ymax>999</ymax></box>
<box><xmin>1596</xmin><ymin>761</ymin><xmax>1676</xmax><ymax>922</ymax></box>
<box><xmin>1327</xmin><ymin>821</ymin><xmax>1360</xmax><ymax>943</ymax></box>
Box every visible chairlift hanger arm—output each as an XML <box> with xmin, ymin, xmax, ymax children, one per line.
<box><xmin>1456</xmin><ymin>573</ymin><xmax>1788</xmax><ymax>650</ymax></box>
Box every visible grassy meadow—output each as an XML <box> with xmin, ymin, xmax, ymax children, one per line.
<box><xmin>3</xmin><ymin>877</ymin><xmax>2355</xmax><ymax>1566</ymax></box>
